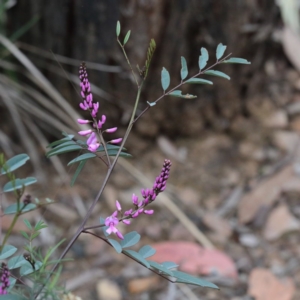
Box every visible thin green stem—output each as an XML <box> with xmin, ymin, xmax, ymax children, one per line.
<box><xmin>134</xmin><ymin>53</ymin><xmax>232</xmax><ymax>123</ymax></box>
<box><xmin>117</xmin><ymin>39</ymin><xmax>139</xmax><ymax>88</ymax></box>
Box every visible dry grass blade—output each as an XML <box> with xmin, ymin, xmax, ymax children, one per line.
<box><xmin>0</xmin><ymin>34</ymin><xmax>81</xmax><ymax>125</ymax></box>
<box><xmin>17</xmin><ymin>42</ymin><xmax>122</xmax><ymax>73</ymax></box>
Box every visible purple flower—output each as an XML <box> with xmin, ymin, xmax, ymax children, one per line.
<box><xmin>110</xmin><ymin>138</ymin><xmax>123</xmax><ymax>144</ymax></box>
<box><xmin>0</xmin><ymin>263</ymin><xmax>10</xmax><ymax>295</ymax></box>
<box><xmin>105</xmin><ymin>212</ymin><xmax>124</xmax><ymax>239</ymax></box>
<box><xmin>116</xmin><ymin>200</ymin><xmax>122</xmax><ymax>211</ymax></box>
<box><xmin>152</xmin><ymin>159</ymin><xmax>171</xmax><ymax>195</ymax></box>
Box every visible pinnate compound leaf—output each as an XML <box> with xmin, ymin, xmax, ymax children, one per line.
<box><xmin>161</xmin><ymin>67</ymin><xmax>170</xmax><ymax>91</ymax></box>
<box><xmin>204</xmin><ymin>70</ymin><xmax>230</xmax><ymax>80</ymax></box>
<box><xmin>4</xmin><ymin>203</ymin><xmax>36</xmax><ymax>215</ymax></box>
<box><xmin>186</xmin><ymin>78</ymin><xmax>213</xmax><ymax>85</ymax></box>
<box><xmin>161</xmin><ymin>261</ymin><xmax>179</xmax><ymax>269</ymax></box>
<box><xmin>123</xmin><ymin>30</ymin><xmax>131</xmax><ymax>45</ymax></box>
<box><xmin>199</xmin><ymin>47</ymin><xmax>209</xmax><ymax>70</ymax></box>
<box><xmin>180</xmin><ymin>56</ymin><xmax>188</xmax><ymax>80</ymax></box>
<box><xmin>3</xmin><ymin>177</ymin><xmax>37</xmax><ymax>192</ymax></box>
<box><xmin>0</xmin><ymin>245</ymin><xmax>17</xmax><ymax>260</ymax></box>
<box><xmin>70</xmin><ymin>160</ymin><xmax>87</xmax><ymax>187</ymax></box>
<box><xmin>222</xmin><ymin>57</ymin><xmax>251</xmax><ymax>64</ymax></box>
<box><xmin>169</xmin><ymin>90</ymin><xmax>197</xmax><ymax>99</ymax></box>
<box><xmin>148</xmin><ymin>261</ymin><xmax>174</xmax><ymax>276</ymax></box>
<box><xmin>67</xmin><ymin>153</ymin><xmax>96</xmax><ymax>166</ymax></box>
<box><xmin>0</xmin><ymin>154</ymin><xmax>29</xmax><ymax>175</ymax></box>
<box><xmin>138</xmin><ymin>245</ymin><xmax>156</xmax><ymax>258</ymax></box>
<box><xmin>120</xmin><ymin>231</ymin><xmax>140</xmax><ymax>248</ymax></box>
<box><xmin>216</xmin><ymin>43</ymin><xmax>227</xmax><ymax>60</ymax></box>
<box><xmin>123</xmin><ymin>249</ymin><xmax>150</xmax><ymax>268</ymax></box>
<box><xmin>108</xmin><ymin>239</ymin><xmax>122</xmax><ymax>253</ymax></box>
<box><xmin>116</xmin><ymin>21</ymin><xmax>121</xmax><ymax>37</ymax></box>
<box><xmin>172</xmin><ymin>270</ymin><xmax>219</xmax><ymax>289</ymax></box>
<box><xmin>8</xmin><ymin>255</ymin><xmax>27</xmax><ymax>269</ymax></box>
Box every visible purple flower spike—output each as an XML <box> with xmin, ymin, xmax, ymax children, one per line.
<box><xmin>152</xmin><ymin>159</ymin><xmax>171</xmax><ymax>195</ymax></box>
<box><xmin>0</xmin><ymin>263</ymin><xmax>10</xmax><ymax>295</ymax></box>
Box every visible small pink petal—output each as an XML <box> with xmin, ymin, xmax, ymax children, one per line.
<box><xmin>77</xmin><ymin>119</ymin><xmax>90</xmax><ymax>124</ymax></box>
<box><xmin>106</xmin><ymin>127</ymin><xmax>118</xmax><ymax>133</ymax></box>
<box><xmin>144</xmin><ymin>210</ymin><xmax>154</xmax><ymax>215</ymax></box>
<box><xmin>78</xmin><ymin>129</ymin><xmax>92</xmax><ymax>136</ymax></box>
<box><xmin>116</xmin><ymin>200</ymin><xmax>122</xmax><ymax>211</ymax></box>
<box><xmin>110</xmin><ymin>138</ymin><xmax>122</xmax><ymax>144</ymax></box>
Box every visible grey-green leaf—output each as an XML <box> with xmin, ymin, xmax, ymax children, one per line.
<box><xmin>3</xmin><ymin>177</ymin><xmax>37</xmax><ymax>192</ymax></box>
<box><xmin>47</xmin><ymin>135</ymin><xmax>74</xmax><ymax>148</ymax></box>
<box><xmin>4</xmin><ymin>203</ymin><xmax>36</xmax><ymax>215</ymax></box>
<box><xmin>161</xmin><ymin>67</ymin><xmax>170</xmax><ymax>91</ymax></box>
<box><xmin>172</xmin><ymin>270</ymin><xmax>219</xmax><ymax>289</ymax></box>
<box><xmin>169</xmin><ymin>90</ymin><xmax>197</xmax><ymax>99</ymax></box>
<box><xmin>138</xmin><ymin>245</ymin><xmax>156</xmax><ymax>258</ymax></box>
<box><xmin>108</xmin><ymin>239</ymin><xmax>122</xmax><ymax>253</ymax></box>
<box><xmin>216</xmin><ymin>43</ymin><xmax>227</xmax><ymax>60</ymax></box>
<box><xmin>180</xmin><ymin>56</ymin><xmax>188</xmax><ymax>80</ymax></box>
<box><xmin>148</xmin><ymin>261</ymin><xmax>174</xmax><ymax>276</ymax></box>
<box><xmin>123</xmin><ymin>30</ymin><xmax>131</xmax><ymax>45</ymax></box>
<box><xmin>186</xmin><ymin>78</ymin><xmax>213</xmax><ymax>85</ymax></box>
<box><xmin>8</xmin><ymin>255</ymin><xmax>27</xmax><ymax>269</ymax></box>
<box><xmin>222</xmin><ymin>57</ymin><xmax>251</xmax><ymax>64</ymax></box>
<box><xmin>162</xmin><ymin>261</ymin><xmax>179</xmax><ymax>269</ymax></box>
<box><xmin>1</xmin><ymin>154</ymin><xmax>30</xmax><ymax>175</ymax></box>
<box><xmin>123</xmin><ymin>249</ymin><xmax>150</xmax><ymax>268</ymax></box>
<box><xmin>199</xmin><ymin>47</ymin><xmax>209</xmax><ymax>70</ymax></box>
<box><xmin>0</xmin><ymin>245</ymin><xmax>17</xmax><ymax>260</ymax></box>
<box><xmin>0</xmin><ymin>295</ymin><xmax>27</xmax><ymax>300</ymax></box>
<box><xmin>120</xmin><ymin>231</ymin><xmax>140</xmax><ymax>248</ymax></box>
<box><xmin>71</xmin><ymin>160</ymin><xmax>87</xmax><ymax>187</ymax></box>
<box><xmin>67</xmin><ymin>153</ymin><xmax>96</xmax><ymax>166</ymax></box>
<box><xmin>47</xmin><ymin>144</ymin><xmax>82</xmax><ymax>157</ymax></box>
<box><xmin>204</xmin><ymin>70</ymin><xmax>230</xmax><ymax>80</ymax></box>
<box><xmin>116</xmin><ymin>21</ymin><xmax>121</xmax><ymax>37</ymax></box>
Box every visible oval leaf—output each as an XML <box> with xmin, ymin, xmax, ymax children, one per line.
<box><xmin>123</xmin><ymin>249</ymin><xmax>150</xmax><ymax>268</ymax></box>
<box><xmin>1</xmin><ymin>154</ymin><xmax>30</xmax><ymax>175</ymax></box>
<box><xmin>186</xmin><ymin>78</ymin><xmax>213</xmax><ymax>85</ymax></box>
<box><xmin>199</xmin><ymin>47</ymin><xmax>209</xmax><ymax>70</ymax></box>
<box><xmin>4</xmin><ymin>203</ymin><xmax>36</xmax><ymax>215</ymax></box>
<box><xmin>19</xmin><ymin>261</ymin><xmax>42</xmax><ymax>276</ymax></box>
<box><xmin>8</xmin><ymin>255</ymin><xmax>27</xmax><ymax>269</ymax></box>
<box><xmin>222</xmin><ymin>57</ymin><xmax>251</xmax><ymax>64</ymax></box>
<box><xmin>216</xmin><ymin>43</ymin><xmax>227</xmax><ymax>60</ymax></box>
<box><xmin>67</xmin><ymin>153</ymin><xmax>96</xmax><ymax>166</ymax></box>
<box><xmin>116</xmin><ymin>21</ymin><xmax>121</xmax><ymax>37</ymax></box>
<box><xmin>148</xmin><ymin>260</ymin><xmax>174</xmax><ymax>276</ymax></box>
<box><xmin>123</xmin><ymin>30</ymin><xmax>131</xmax><ymax>45</ymax></box>
<box><xmin>3</xmin><ymin>177</ymin><xmax>37</xmax><ymax>192</ymax></box>
<box><xmin>120</xmin><ymin>231</ymin><xmax>140</xmax><ymax>248</ymax></box>
<box><xmin>204</xmin><ymin>70</ymin><xmax>230</xmax><ymax>80</ymax></box>
<box><xmin>138</xmin><ymin>245</ymin><xmax>156</xmax><ymax>258</ymax></box>
<box><xmin>0</xmin><ymin>245</ymin><xmax>17</xmax><ymax>260</ymax></box>
<box><xmin>47</xmin><ymin>135</ymin><xmax>74</xmax><ymax>148</ymax></box>
<box><xmin>161</xmin><ymin>261</ymin><xmax>179</xmax><ymax>269</ymax></box>
<box><xmin>180</xmin><ymin>56</ymin><xmax>188</xmax><ymax>80</ymax></box>
<box><xmin>172</xmin><ymin>270</ymin><xmax>219</xmax><ymax>289</ymax></box>
<box><xmin>108</xmin><ymin>239</ymin><xmax>122</xmax><ymax>253</ymax></box>
<box><xmin>161</xmin><ymin>67</ymin><xmax>170</xmax><ymax>91</ymax></box>
<box><xmin>169</xmin><ymin>90</ymin><xmax>197</xmax><ymax>99</ymax></box>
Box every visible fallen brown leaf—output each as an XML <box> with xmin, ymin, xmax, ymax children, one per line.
<box><xmin>248</xmin><ymin>268</ymin><xmax>295</xmax><ymax>300</ymax></box>
<box><xmin>263</xmin><ymin>204</ymin><xmax>300</xmax><ymax>241</ymax></box>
